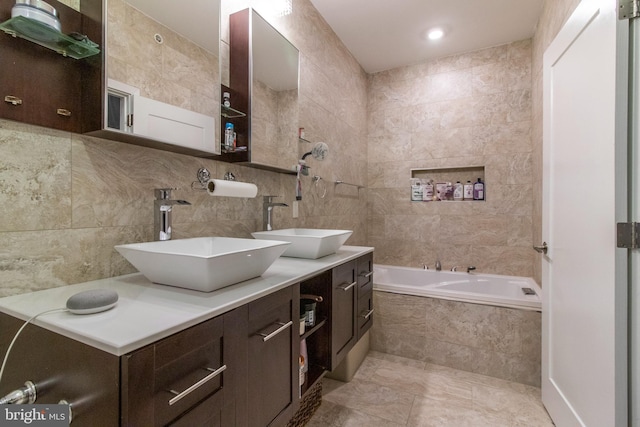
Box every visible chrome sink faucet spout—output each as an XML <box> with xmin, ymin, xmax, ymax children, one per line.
<box><xmin>154</xmin><ymin>188</ymin><xmax>191</xmax><ymax>241</ymax></box>
<box><xmin>263</xmin><ymin>196</ymin><xmax>288</xmax><ymax>231</ymax></box>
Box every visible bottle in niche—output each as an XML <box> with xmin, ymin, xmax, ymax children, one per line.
<box><xmin>453</xmin><ymin>181</ymin><xmax>463</xmax><ymax>201</ymax></box>
<box><xmin>463</xmin><ymin>180</ymin><xmax>473</xmax><ymax>200</ymax></box>
<box><xmin>422</xmin><ymin>179</ymin><xmax>434</xmax><ymax>202</ymax></box>
<box><xmin>224</xmin><ymin>122</ymin><xmax>235</xmax><ymax>152</ymax></box>
<box><xmin>445</xmin><ymin>182</ymin><xmax>453</xmax><ymax>201</ymax></box>
<box><xmin>223</xmin><ymin>91</ymin><xmax>231</xmax><ymax>108</ymax></box>
<box><xmin>410</xmin><ymin>179</ymin><xmax>423</xmax><ymax>201</ymax></box>
<box><xmin>473</xmin><ymin>178</ymin><xmax>485</xmax><ymax>200</ymax></box>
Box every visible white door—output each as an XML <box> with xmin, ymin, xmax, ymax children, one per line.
<box><xmin>542</xmin><ymin>0</ymin><xmax>628</xmax><ymax>426</ymax></box>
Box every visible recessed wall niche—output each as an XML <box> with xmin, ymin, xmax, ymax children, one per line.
<box><xmin>411</xmin><ymin>166</ymin><xmax>486</xmax><ymax>201</ymax></box>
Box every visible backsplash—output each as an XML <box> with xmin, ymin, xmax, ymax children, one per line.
<box><xmin>367</xmin><ymin>40</ymin><xmax>535</xmax><ymax>277</ymax></box>
<box><xmin>0</xmin><ymin>0</ymin><xmax>368</xmax><ymax>297</ymax></box>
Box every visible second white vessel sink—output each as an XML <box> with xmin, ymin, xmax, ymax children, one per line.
<box><xmin>115</xmin><ymin>237</ymin><xmax>290</xmax><ymax>292</ymax></box>
<box><xmin>251</xmin><ymin>228</ymin><xmax>352</xmax><ymax>259</ymax></box>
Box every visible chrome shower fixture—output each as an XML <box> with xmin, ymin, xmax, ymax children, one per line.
<box><xmin>301</xmin><ymin>142</ymin><xmax>329</xmax><ymax>161</ymax></box>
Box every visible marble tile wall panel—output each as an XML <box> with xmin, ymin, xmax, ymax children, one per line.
<box><xmin>367</xmin><ymin>39</ymin><xmax>534</xmax><ymax>277</ymax></box>
<box><xmin>0</xmin><ymin>121</ymin><xmax>71</xmax><ymax>232</ymax></box>
<box><xmin>371</xmin><ymin>291</ymin><xmax>541</xmax><ymax>386</ymax></box>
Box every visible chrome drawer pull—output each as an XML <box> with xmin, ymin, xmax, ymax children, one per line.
<box><xmin>56</xmin><ymin>108</ymin><xmax>72</xmax><ymax>117</ymax></box>
<box><xmin>168</xmin><ymin>365</ymin><xmax>227</xmax><ymax>406</ymax></box>
<box><xmin>339</xmin><ymin>281</ymin><xmax>357</xmax><ymax>292</ymax></box>
<box><xmin>259</xmin><ymin>321</ymin><xmax>293</xmax><ymax>342</ymax></box>
<box><xmin>359</xmin><ymin>271</ymin><xmax>373</xmax><ymax>278</ymax></box>
<box><xmin>4</xmin><ymin>95</ymin><xmax>22</xmax><ymax>106</ymax></box>
<box><xmin>361</xmin><ymin>309</ymin><xmax>374</xmax><ymax>320</ymax></box>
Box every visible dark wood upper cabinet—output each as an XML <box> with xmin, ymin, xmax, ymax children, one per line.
<box><xmin>0</xmin><ymin>0</ymin><xmax>102</xmax><ymax>133</ymax></box>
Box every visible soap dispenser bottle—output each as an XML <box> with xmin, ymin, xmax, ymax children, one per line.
<box><xmin>473</xmin><ymin>178</ymin><xmax>485</xmax><ymax>200</ymax></box>
<box><xmin>453</xmin><ymin>181</ymin><xmax>463</xmax><ymax>201</ymax></box>
<box><xmin>463</xmin><ymin>180</ymin><xmax>473</xmax><ymax>200</ymax></box>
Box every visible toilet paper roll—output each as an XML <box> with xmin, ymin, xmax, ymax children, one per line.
<box><xmin>206</xmin><ymin>179</ymin><xmax>258</xmax><ymax>198</ymax></box>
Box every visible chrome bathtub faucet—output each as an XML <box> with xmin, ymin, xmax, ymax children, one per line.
<box><xmin>451</xmin><ymin>266</ymin><xmax>477</xmax><ymax>273</ymax></box>
<box><xmin>435</xmin><ymin>260</ymin><xmax>442</xmax><ymax>271</ymax></box>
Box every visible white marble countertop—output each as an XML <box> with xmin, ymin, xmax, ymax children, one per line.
<box><xmin>0</xmin><ymin>246</ymin><xmax>373</xmax><ymax>356</ymax></box>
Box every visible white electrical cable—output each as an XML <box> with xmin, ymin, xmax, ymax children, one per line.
<box><xmin>0</xmin><ymin>308</ymin><xmax>67</xmax><ymax>387</ymax></box>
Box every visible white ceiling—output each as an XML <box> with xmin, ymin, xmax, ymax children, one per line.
<box><xmin>124</xmin><ymin>0</ymin><xmax>544</xmax><ymax>76</ymax></box>
<box><xmin>309</xmin><ymin>0</ymin><xmax>544</xmax><ymax>73</ymax></box>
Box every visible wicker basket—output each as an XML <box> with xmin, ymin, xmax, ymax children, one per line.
<box><xmin>287</xmin><ymin>381</ymin><xmax>323</xmax><ymax>427</ymax></box>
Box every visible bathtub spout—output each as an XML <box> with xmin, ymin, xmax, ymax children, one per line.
<box><xmin>452</xmin><ymin>266</ymin><xmax>476</xmax><ymax>273</ymax></box>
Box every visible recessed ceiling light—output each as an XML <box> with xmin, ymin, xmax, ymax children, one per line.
<box><xmin>427</xmin><ymin>28</ymin><xmax>444</xmax><ymax>40</ymax></box>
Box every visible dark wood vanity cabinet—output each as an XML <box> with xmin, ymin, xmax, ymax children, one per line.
<box><xmin>330</xmin><ymin>260</ymin><xmax>358</xmax><ymax>369</ymax></box>
<box><xmin>0</xmin><ymin>252</ymin><xmax>372</xmax><ymax>427</ymax></box>
<box><xmin>0</xmin><ymin>313</ymin><xmax>120</xmax><ymax>426</ymax></box>
<box><xmin>0</xmin><ymin>0</ymin><xmax>102</xmax><ymax>133</ymax></box>
<box><xmin>356</xmin><ymin>253</ymin><xmax>374</xmax><ymax>340</ymax></box>
<box><xmin>247</xmin><ymin>285</ymin><xmax>299</xmax><ymax>427</ymax></box>
<box><xmin>121</xmin><ymin>306</ymin><xmax>248</xmax><ymax>427</ymax></box>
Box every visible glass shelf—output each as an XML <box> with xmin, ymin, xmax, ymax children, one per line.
<box><xmin>221</xmin><ymin>105</ymin><xmax>246</xmax><ymax>119</ymax></box>
<box><xmin>0</xmin><ymin>16</ymin><xmax>100</xmax><ymax>59</ymax></box>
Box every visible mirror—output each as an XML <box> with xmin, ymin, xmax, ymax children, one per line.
<box><xmin>249</xmin><ymin>9</ymin><xmax>299</xmax><ymax>172</ymax></box>
<box><xmin>103</xmin><ymin>0</ymin><xmax>220</xmax><ymax>155</ymax></box>
<box><xmin>220</xmin><ymin>5</ymin><xmax>299</xmax><ymax>173</ymax></box>
<box><xmin>58</xmin><ymin>0</ymin><xmax>80</xmax><ymax>12</ymax></box>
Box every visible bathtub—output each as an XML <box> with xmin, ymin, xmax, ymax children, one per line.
<box><xmin>373</xmin><ymin>264</ymin><xmax>541</xmax><ymax>311</ymax></box>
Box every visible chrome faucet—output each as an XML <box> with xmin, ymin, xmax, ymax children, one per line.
<box><xmin>154</xmin><ymin>188</ymin><xmax>191</xmax><ymax>241</ymax></box>
<box><xmin>451</xmin><ymin>265</ymin><xmax>477</xmax><ymax>273</ymax></box>
<box><xmin>435</xmin><ymin>260</ymin><xmax>442</xmax><ymax>271</ymax></box>
<box><xmin>263</xmin><ymin>195</ymin><xmax>288</xmax><ymax>231</ymax></box>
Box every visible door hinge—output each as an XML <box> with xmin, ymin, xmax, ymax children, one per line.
<box><xmin>127</xmin><ymin>114</ymin><xmax>133</xmax><ymax>128</ymax></box>
<box><xmin>619</xmin><ymin>0</ymin><xmax>640</xmax><ymax>19</ymax></box>
<box><xmin>617</xmin><ymin>222</ymin><xmax>640</xmax><ymax>248</ymax></box>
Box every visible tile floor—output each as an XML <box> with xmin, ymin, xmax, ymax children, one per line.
<box><xmin>306</xmin><ymin>351</ymin><xmax>554</xmax><ymax>427</ymax></box>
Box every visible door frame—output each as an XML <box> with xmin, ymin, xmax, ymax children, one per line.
<box><xmin>541</xmin><ymin>0</ymin><xmax>629</xmax><ymax>425</ymax></box>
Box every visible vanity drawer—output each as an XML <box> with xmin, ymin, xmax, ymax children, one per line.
<box><xmin>357</xmin><ymin>292</ymin><xmax>374</xmax><ymax>340</ymax></box>
<box><xmin>356</xmin><ymin>253</ymin><xmax>373</xmax><ymax>295</ymax></box>
<box><xmin>122</xmin><ymin>314</ymin><xmax>228</xmax><ymax>426</ymax></box>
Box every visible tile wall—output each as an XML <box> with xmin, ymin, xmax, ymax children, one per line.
<box><xmin>367</xmin><ymin>40</ymin><xmax>535</xmax><ymax>277</ymax></box>
<box><xmin>0</xmin><ymin>0</ymin><xmax>368</xmax><ymax>297</ymax></box>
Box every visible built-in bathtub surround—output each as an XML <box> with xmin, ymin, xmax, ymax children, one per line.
<box><xmin>371</xmin><ymin>291</ymin><xmax>541</xmax><ymax>386</ymax></box>
<box><xmin>367</xmin><ymin>39</ymin><xmax>534</xmax><ymax>277</ymax></box>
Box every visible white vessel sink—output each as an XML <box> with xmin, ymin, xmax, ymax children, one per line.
<box><xmin>115</xmin><ymin>237</ymin><xmax>290</xmax><ymax>292</ymax></box>
<box><xmin>251</xmin><ymin>229</ymin><xmax>352</xmax><ymax>259</ymax></box>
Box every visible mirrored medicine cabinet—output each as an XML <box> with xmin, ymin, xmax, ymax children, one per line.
<box><xmin>88</xmin><ymin>0</ymin><xmax>222</xmax><ymax>156</ymax></box>
<box><xmin>219</xmin><ymin>5</ymin><xmax>300</xmax><ymax>174</ymax></box>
